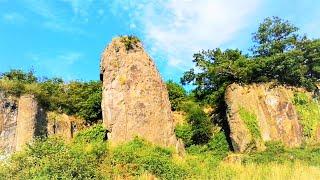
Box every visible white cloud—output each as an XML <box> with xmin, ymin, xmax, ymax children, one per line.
<box><xmin>2</xmin><ymin>12</ymin><xmax>26</xmax><ymax>24</ymax></box>
<box><xmin>22</xmin><ymin>0</ymin><xmax>103</xmax><ymax>33</ymax></box>
<box><xmin>62</xmin><ymin>0</ymin><xmax>94</xmax><ymax>18</ymax></box>
<box><xmin>110</xmin><ymin>0</ymin><xmax>262</xmax><ymax>71</ymax></box>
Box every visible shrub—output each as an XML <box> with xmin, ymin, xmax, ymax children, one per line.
<box><xmin>293</xmin><ymin>92</ymin><xmax>320</xmax><ymax>139</ymax></box>
<box><xmin>120</xmin><ymin>35</ymin><xmax>141</xmax><ymax>51</ymax></box>
<box><xmin>207</xmin><ymin>131</ymin><xmax>229</xmax><ymax>156</ymax></box>
<box><xmin>178</xmin><ymin>100</ymin><xmax>213</xmax><ymax>145</ymax></box>
<box><xmin>73</xmin><ymin>124</ymin><xmax>106</xmax><ymax>144</ymax></box>
<box><xmin>175</xmin><ymin>123</ymin><xmax>193</xmax><ymax>147</ymax></box>
<box><xmin>102</xmin><ymin>137</ymin><xmax>187</xmax><ymax>179</ymax></box>
<box><xmin>243</xmin><ymin>141</ymin><xmax>320</xmax><ymax>166</ymax></box>
<box><xmin>239</xmin><ymin>107</ymin><xmax>261</xmax><ymax>140</ymax></box>
<box><xmin>166</xmin><ymin>80</ymin><xmax>187</xmax><ymax>110</ymax></box>
<box><xmin>0</xmin><ymin>137</ymin><xmax>102</xmax><ymax>179</ymax></box>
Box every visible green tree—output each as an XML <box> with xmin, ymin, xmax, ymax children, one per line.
<box><xmin>251</xmin><ymin>16</ymin><xmax>301</xmax><ymax>57</ymax></box>
<box><xmin>1</xmin><ymin>69</ymin><xmax>37</xmax><ymax>83</ymax></box>
<box><xmin>166</xmin><ymin>80</ymin><xmax>187</xmax><ymax>110</ymax></box>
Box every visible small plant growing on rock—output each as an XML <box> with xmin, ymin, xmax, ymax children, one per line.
<box><xmin>120</xmin><ymin>35</ymin><xmax>141</xmax><ymax>51</ymax></box>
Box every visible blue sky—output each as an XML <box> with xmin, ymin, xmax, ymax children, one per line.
<box><xmin>1</xmin><ymin>0</ymin><xmax>320</xmax><ymax>83</ymax></box>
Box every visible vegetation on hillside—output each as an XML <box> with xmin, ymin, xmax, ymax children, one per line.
<box><xmin>181</xmin><ymin>17</ymin><xmax>320</xmax><ymax>145</ymax></box>
<box><xmin>293</xmin><ymin>92</ymin><xmax>320</xmax><ymax>140</ymax></box>
<box><xmin>1</xmin><ymin>16</ymin><xmax>320</xmax><ymax>179</ymax></box>
<box><xmin>0</xmin><ymin>70</ymin><xmax>102</xmax><ymax>124</ymax></box>
<box><xmin>1</xmin><ymin>125</ymin><xmax>320</xmax><ymax>179</ymax></box>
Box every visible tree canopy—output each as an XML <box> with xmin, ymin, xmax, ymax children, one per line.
<box><xmin>182</xmin><ymin>17</ymin><xmax>320</xmax><ymax>106</ymax></box>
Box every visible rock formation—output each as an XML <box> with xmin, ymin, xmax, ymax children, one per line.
<box><xmin>47</xmin><ymin>111</ymin><xmax>84</xmax><ymax>140</ymax></box>
<box><xmin>0</xmin><ymin>92</ymin><xmax>18</xmax><ymax>155</ymax></box>
<box><xmin>16</xmin><ymin>95</ymin><xmax>47</xmax><ymax>151</ymax></box>
<box><xmin>0</xmin><ymin>92</ymin><xmax>82</xmax><ymax>156</ymax></box>
<box><xmin>100</xmin><ymin>36</ymin><xmax>182</xmax><ymax>150</ymax></box>
<box><xmin>0</xmin><ymin>93</ymin><xmax>46</xmax><ymax>154</ymax></box>
<box><xmin>225</xmin><ymin>83</ymin><xmax>320</xmax><ymax>152</ymax></box>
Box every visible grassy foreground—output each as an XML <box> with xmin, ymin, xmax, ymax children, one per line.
<box><xmin>0</xmin><ymin>125</ymin><xmax>320</xmax><ymax>180</ymax></box>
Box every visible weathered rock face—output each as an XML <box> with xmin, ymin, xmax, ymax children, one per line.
<box><xmin>47</xmin><ymin>111</ymin><xmax>84</xmax><ymax>140</ymax></box>
<box><xmin>0</xmin><ymin>92</ymin><xmax>18</xmax><ymax>155</ymax></box>
<box><xmin>16</xmin><ymin>95</ymin><xmax>47</xmax><ymax>151</ymax></box>
<box><xmin>225</xmin><ymin>83</ymin><xmax>316</xmax><ymax>152</ymax></box>
<box><xmin>0</xmin><ymin>91</ymin><xmax>86</xmax><ymax>155</ymax></box>
<box><xmin>100</xmin><ymin>37</ymin><xmax>181</xmax><ymax>149</ymax></box>
<box><xmin>0</xmin><ymin>93</ymin><xmax>47</xmax><ymax>154</ymax></box>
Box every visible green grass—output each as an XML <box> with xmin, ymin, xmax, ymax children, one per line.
<box><xmin>2</xmin><ymin>125</ymin><xmax>320</xmax><ymax>179</ymax></box>
<box><xmin>239</xmin><ymin>107</ymin><xmax>262</xmax><ymax>141</ymax></box>
<box><xmin>293</xmin><ymin>92</ymin><xmax>320</xmax><ymax>140</ymax></box>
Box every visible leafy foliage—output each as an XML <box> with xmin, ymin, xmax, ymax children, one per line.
<box><xmin>166</xmin><ymin>80</ymin><xmax>187</xmax><ymax>110</ymax></box>
<box><xmin>175</xmin><ymin>123</ymin><xmax>193</xmax><ymax>146</ymax></box>
<box><xmin>0</xmin><ymin>69</ymin><xmax>37</xmax><ymax>83</ymax></box>
<box><xmin>251</xmin><ymin>16</ymin><xmax>301</xmax><ymax>57</ymax></box>
<box><xmin>178</xmin><ymin>100</ymin><xmax>213</xmax><ymax>145</ymax></box>
<box><xmin>74</xmin><ymin>124</ymin><xmax>106</xmax><ymax>144</ymax></box>
<box><xmin>293</xmin><ymin>92</ymin><xmax>320</xmax><ymax>139</ymax></box>
<box><xmin>239</xmin><ymin>107</ymin><xmax>261</xmax><ymax>140</ymax></box>
<box><xmin>0</xmin><ymin>70</ymin><xmax>102</xmax><ymax>124</ymax></box>
<box><xmin>0</xmin><ymin>137</ymin><xmax>102</xmax><ymax>179</ymax></box>
<box><xmin>103</xmin><ymin>137</ymin><xmax>187</xmax><ymax>179</ymax></box>
<box><xmin>181</xmin><ymin>17</ymin><xmax>320</xmax><ymax>138</ymax></box>
<box><xmin>120</xmin><ymin>35</ymin><xmax>141</xmax><ymax>50</ymax></box>
<box><xmin>243</xmin><ymin>141</ymin><xmax>320</xmax><ymax>166</ymax></box>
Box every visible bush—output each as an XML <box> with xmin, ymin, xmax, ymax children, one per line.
<box><xmin>239</xmin><ymin>107</ymin><xmax>262</xmax><ymax>141</ymax></box>
<box><xmin>293</xmin><ymin>92</ymin><xmax>320</xmax><ymax>139</ymax></box>
<box><xmin>177</xmin><ymin>100</ymin><xmax>213</xmax><ymax>145</ymax></box>
<box><xmin>243</xmin><ymin>141</ymin><xmax>320</xmax><ymax>166</ymax></box>
<box><xmin>120</xmin><ymin>35</ymin><xmax>141</xmax><ymax>50</ymax></box>
<box><xmin>74</xmin><ymin>124</ymin><xmax>106</xmax><ymax>144</ymax></box>
<box><xmin>101</xmin><ymin>137</ymin><xmax>187</xmax><ymax>179</ymax></box>
<box><xmin>0</xmin><ymin>137</ymin><xmax>102</xmax><ymax>179</ymax></box>
<box><xmin>0</xmin><ymin>71</ymin><xmax>103</xmax><ymax>124</ymax></box>
<box><xmin>207</xmin><ymin>131</ymin><xmax>229</xmax><ymax>155</ymax></box>
<box><xmin>175</xmin><ymin>123</ymin><xmax>193</xmax><ymax>147</ymax></box>
<box><xmin>166</xmin><ymin>80</ymin><xmax>187</xmax><ymax>110</ymax></box>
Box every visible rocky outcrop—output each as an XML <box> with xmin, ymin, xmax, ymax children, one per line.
<box><xmin>225</xmin><ymin>83</ymin><xmax>320</xmax><ymax>152</ymax></box>
<box><xmin>100</xmin><ymin>37</ymin><xmax>182</xmax><ymax>150</ymax></box>
<box><xmin>0</xmin><ymin>93</ymin><xmax>46</xmax><ymax>154</ymax></box>
<box><xmin>47</xmin><ymin>112</ymin><xmax>84</xmax><ymax>140</ymax></box>
<box><xmin>0</xmin><ymin>92</ymin><xmax>18</xmax><ymax>155</ymax></box>
<box><xmin>16</xmin><ymin>95</ymin><xmax>47</xmax><ymax>151</ymax></box>
<box><xmin>0</xmin><ymin>92</ymin><xmax>83</xmax><ymax>156</ymax></box>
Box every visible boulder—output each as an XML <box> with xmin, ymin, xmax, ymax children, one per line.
<box><xmin>225</xmin><ymin>83</ymin><xmax>307</xmax><ymax>152</ymax></box>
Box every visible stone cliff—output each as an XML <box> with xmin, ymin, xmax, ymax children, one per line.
<box><xmin>0</xmin><ymin>92</ymin><xmax>18</xmax><ymax>155</ymax></box>
<box><xmin>16</xmin><ymin>95</ymin><xmax>47</xmax><ymax>151</ymax></box>
<box><xmin>0</xmin><ymin>92</ymin><xmax>83</xmax><ymax>156</ymax></box>
<box><xmin>47</xmin><ymin>111</ymin><xmax>84</xmax><ymax>140</ymax></box>
<box><xmin>100</xmin><ymin>36</ymin><xmax>182</xmax><ymax>150</ymax></box>
<box><xmin>0</xmin><ymin>93</ymin><xmax>46</xmax><ymax>154</ymax></box>
<box><xmin>225</xmin><ymin>83</ymin><xmax>320</xmax><ymax>152</ymax></box>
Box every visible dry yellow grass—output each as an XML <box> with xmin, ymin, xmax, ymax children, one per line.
<box><xmin>210</xmin><ymin>162</ymin><xmax>320</xmax><ymax>180</ymax></box>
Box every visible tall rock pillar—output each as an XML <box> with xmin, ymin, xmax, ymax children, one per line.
<box><xmin>100</xmin><ymin>36</ymin><xmax>182</xmax><ymax>149</ymax></box>
<box><xmin>16</xmin><ymin>95</ymin><xmax>46</xmax><ymax>151</ymax></box>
